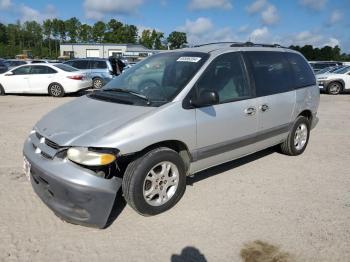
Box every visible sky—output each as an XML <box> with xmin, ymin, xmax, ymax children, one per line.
<box><xmin>0</xmin><ymin>0</ymin><xmax>349</xmax><ymax>53</ymax></box>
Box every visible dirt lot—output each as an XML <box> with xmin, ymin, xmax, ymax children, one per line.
<box><xmin>0</xmin><ymin>94</ymin><xmax>349</xmax><ymax>262</ymax></box>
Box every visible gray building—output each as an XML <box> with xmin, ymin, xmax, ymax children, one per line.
<box><xmin>60</xmin><ymin>43</ymin><xmax>158</xmax><ymax>62</ymax></box>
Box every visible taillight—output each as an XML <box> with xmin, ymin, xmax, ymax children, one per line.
<box><xmin>67</xmin><ymin>75</ymin><xmax>83</xmax><ymax>80</ymax></box>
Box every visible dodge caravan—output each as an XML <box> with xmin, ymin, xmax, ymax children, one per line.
<box><xmin>23</xmin><ymin>42</ymin><xmax>320</xmax><ymax>228</ymax></box>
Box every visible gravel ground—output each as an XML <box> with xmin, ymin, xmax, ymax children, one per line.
<box><xmin>0</xmin><ymin>94</ymin><xmax>349</xmax><ymax>262</ymax></box>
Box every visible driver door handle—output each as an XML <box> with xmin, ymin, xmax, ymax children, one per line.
<box><xmin>244</xmin><ymin>107</ymin><xmax>256</xmax><ymax>116</ymax></box>
<box><xmin>260</xmin><ymin>104</ymin><xmax>269</xmax><ymax>112</ymax></box>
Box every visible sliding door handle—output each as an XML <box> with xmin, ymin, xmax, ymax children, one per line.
<box><xmin>260</xmin><ymin>104</ymin><xmax>269</xmax><ymax>112</ymax></box>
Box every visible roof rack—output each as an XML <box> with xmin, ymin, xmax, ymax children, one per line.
<box><xmin>230</xmin><ymin>42</ymin><xmax>288</xmax><ymax>48</ymax></box>
<box><xmin>193</xmin><ymin>42</ymin><xmax>242</xmax><ymax>48</ymax></box>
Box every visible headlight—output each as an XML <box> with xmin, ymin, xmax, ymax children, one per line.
<box><xmin>67</xmin><ymin>147</ymin><xmax>116</xmax><ymax>166</ymax></box>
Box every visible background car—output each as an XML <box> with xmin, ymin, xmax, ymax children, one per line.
<box><xmin>5</xmin><ymin>59</ymin><xmax>31</xmax><ymax>70</ymax></box>
<box><xmin>0</xmin><ymin>60</ymin><xmax>9</xmax><ymax>73</ymax></box>
<box><xmin>317</xmin><ymin>66</ymin><xmax>350</xmax><ymax>94</ymax></box>
<box><xmin>309</xmin><ymin>61</ymin><xmax>343</xmax><ymax>73</ymax></box>
<box><xmin>0</xmin><ymin>63</ymin><xmax>92</xmax><ymax>97</ymax></box>
<box><xmin>315</xmin><ymin>65</ymin><xmax>344</xmax><ymax>75</ymax></box>
<box><xmin>64</xmin><ymin>58</ymin><xmax>114</xmax><ymax>89</ymax></box>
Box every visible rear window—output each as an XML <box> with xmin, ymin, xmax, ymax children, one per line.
<box><xmin>311</xmin><ymin>63</ymin><xmax>338</xmax><ymax>70</ymax></box>
<box><xmin>90</xmin><ymin>60</ymin><xmax>107</xmax><ymax>69</ymax></box>
<box><xmin>285</xmin><ymin>52</ymin><xmax>316</xmax><ymax>88</ymax></box>
<box><xmin>245</xmin><ymin>51</ymin><xmax>293</xmax><ymax>97</ymax></box>
<box><xmin>54</xmin><ymin>64</ymin><xmax>78</xmax><ymax>72</ymax></box>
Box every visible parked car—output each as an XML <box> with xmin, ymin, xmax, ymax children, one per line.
<box><xmin>23</xmin><ymin>43</ymin><xmax>319</xmax><ymax>228</ymax></box>
<box><xmin>0</xmin><ymin>60</ymin><xmax>9</xmax><ymax>73</ymax></box>
<box><xmin>309</xmin><ymin>61</ymin><xmax>342</xmax><ymax>73</ymax></box>
<box><xmin>315</xmin><ymin>65</ymin><xmax>344</xmax><ymax>75</ymax></box>
<box><xmin>64</xmin><ymin>58</ymin><xmax>114</xmax><ymax>89</ymax></box>
<box><xmin>30</xmin><ymin>59</ymin><xmax>60</xmax><ymax>64</ymax></box>
<box><xmin>0</xmin><ymin>63</ymin><xmax>92</xmax><ymax>97</ymax></box>
<box><xmin>5</xmin><ymin>59</ymin><xmax>31</xmax><ymax>69</ymax></box>
<box><xmin>317</xmin><ymin>66</ymin><xmax>350</xmax><ymax>94</ymax></box>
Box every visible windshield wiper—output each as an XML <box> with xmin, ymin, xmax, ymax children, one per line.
<box><xmin>102</xmin><ymin>88</ymin><xmax>151</xmax><ymax>105</ymax></box>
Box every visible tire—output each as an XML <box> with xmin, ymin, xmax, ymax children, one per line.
<box><xmin>327</xmin><ymin>81</ymin><xmax>342</xmax><ymax>95</ymax></box>
<box><xmin>93</xmin><ymin>78</ymin><xmax>104</xmax><ymax>89</ymax></box>
<box><xmin>122</xmin><ymin>147</ymin><xmax>186</xmax><ymax>216</ymax></box>
<box><xmin>280</xmin><ymin>116</ymin><xmax>310</xmax><ymax>156</ymax></box>
<box><xmin>48</xmin><ymin>83</ymin><xmax>65</xmax><ymax>97</ymax></box>
<box><xmin>0</xmin><ymin>84</ymin><xmax>5</xmax><ymax>96</ymax></box>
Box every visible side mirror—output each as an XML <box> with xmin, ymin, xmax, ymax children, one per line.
<box><xmin>5</xmin><ymin>71</ymin><xmax>13</xmax><ymax>76</ymax></box>
<box><xmin>190</xmin><ymin>90</ymin><xmax>219</xmax><ymax>108</ymax></box>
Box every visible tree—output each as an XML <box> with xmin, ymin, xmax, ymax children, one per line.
<box><xmin>65</xmin><ymin>17</ymin><xmax>81</xmax><ymax>43</ymax></box>
<box><xmin>105</xmin><ymin>19</ymin><xmax>123</xmax><ymax>42</ymax></box>
<box><xmin>92</xmin><ymin>21</ymin><xmax>106</xmax><ymax>43</ymax></box>
<box><xmin>43</xmin><ymin>19</ymin><xmax>53</xmax><ymax>56</ymax></box>
<box><xmin>139</xmin><ymin>29</ymin><xmax>153</xmax><ymax>48</ymax></box>
<box><xmin>167</xmin><ymin>31</ymin><xmax>187</xmax><ymax>49</ymax></box>
<box><xmin>79</xmin><ymin>24</ymin><xmax>92</xmax><ymax>43</ymax></box>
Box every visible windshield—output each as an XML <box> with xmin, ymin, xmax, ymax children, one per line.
<box><xmin>101</xmin><ymin>51</ymin><xmax>209</xmax><ymax>106</ymax></box>
<box><xmin>334</xmin><ymin>66</ymin><xmax>350</xmax><ymax>74</ymax></box>
<box><xmin>316</xmin><ymin>67</ymin><xmax>334</xmax><ymax>74</ymax></box>
<box><xmin>54</xmin><ymin>64</ymin><xmax>78</xmax><ymax>72</ymax></box>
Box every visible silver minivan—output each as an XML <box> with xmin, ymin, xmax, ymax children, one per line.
<box><xmin>23</xmin><ymin>43</ymin><xmax>319</xmax><ymax>228</ymax></box>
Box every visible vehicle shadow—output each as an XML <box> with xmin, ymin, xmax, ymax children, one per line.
<box><xmin>187</xmin><ymin>147</ymin><xmax>276</xmax><ymax>186</ymax></box>
<box><xmin>171</xmin><ymin>246</ymin><xmax>207</xmax><ymax>262</ymax></box>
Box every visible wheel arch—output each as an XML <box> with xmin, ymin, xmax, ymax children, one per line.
<box><xmin>326</xmin><ymin>79</ymin><xmax>344</xmax><ymax>90</ymax></box>
<box><xmin>120</xmin><ymin>140</ymin><xmax>192</xmax><ymax>174</ymax></box>
<box><xmin>298</xmin><ymin>109</ymin><xmax>313</xmax><ymax>123</ymax></box>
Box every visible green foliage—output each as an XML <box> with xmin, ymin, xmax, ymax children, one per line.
<box><xmin>167</xmin><ymin>31</ymin><xmax>187</xmax><ymax>50</ymax></box>
<box><xmin>289</xmin><ymin>44</ymin><xmax>348</xmax><ymax>61</ymax></box>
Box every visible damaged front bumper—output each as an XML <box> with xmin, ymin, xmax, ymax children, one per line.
<box><xmin>23</xmin><ymin>134</ymin><xmax>122</xmax><ymax>228</ymax></box>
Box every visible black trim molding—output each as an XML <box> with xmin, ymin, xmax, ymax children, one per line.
<box><xmin>190</xmin><ymin>123</ymin><xmax>291</xmax><ymax>162</ymax></box>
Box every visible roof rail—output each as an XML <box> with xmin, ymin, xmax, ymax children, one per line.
<box><xmin>193</xmin><ymin>42</ymin><xmax>242</xmax><ymax>47</ymax></box>
<box><xmin>230</xmin><ymin>42</ymin><xmax>288</xmax><ymax>48</ymax></box>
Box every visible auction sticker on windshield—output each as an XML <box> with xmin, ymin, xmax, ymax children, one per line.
<box><xmin>177</xmin><ymin>57</ymin><xmax>202</xmax><ymax>63</ymax></box>
<box><xmin>23</xmin><ymin>156</ymin><xmax>31</xmax><ymax>181</ymax></box>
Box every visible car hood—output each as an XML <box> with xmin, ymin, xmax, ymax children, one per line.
<box><xmin>34</xmin><ymin>95</ymin><xmax>156</xmax><ymax>147</ymax></box>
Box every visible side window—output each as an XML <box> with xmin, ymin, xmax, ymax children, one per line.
<box><xmin>30</xmin><ymin>66</ymin><xmax>57</xmax><ymax>74</ymax></box>
<box><xmin>72</xmin><ymin>60</ymin><xmax>89</xmax><ymax>69</ymax></box>
<box><xmin>91</xmin><ymin>60</ymin><xmax>107</xmax><ymax>69</ymax></box>
<box><xmin>12</xmin><ymin>66</ymin><xmax>31</xmax><ymax>75</ymax></box>
<box><xmin>245</xmin><ymin>51</ymin><xmax>293</xmax><ymax>97</ymax></box>
<box><xmin>195</xmin><ymin>52</ymin><xmax>251</xmax><ymax>103</ymax></box>
<box><xmin>285</xmin><ymin>53</ymin><xmax>316</xmax><ymax>88</ymax></box>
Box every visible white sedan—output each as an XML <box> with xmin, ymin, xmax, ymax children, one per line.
<box><xmin>0</xmin><ymin>63</ymin><xmax>92</xmax><ymax>97</ymax></box>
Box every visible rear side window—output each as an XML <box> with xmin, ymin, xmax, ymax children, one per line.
<box><xmin>54</xmin><ymin>64</ymin><xmax>78</xmax><ymax>72</ymax></box>
<box><xmin>285</xmin><ymin>53</ymin><xmax>316</xmax><ymax>88</ymax></box>
<box><xmin>30</xmin><ymin>66</ymin><xmax>57</xmax><ymax>74</ymax></box>
<box><xmin>12</xmin><ymin>66</ymin><xmax>31</xmax><ymax>75</ymax></box>
<box><xmin>245</xmin><ymin>51</ymin><xmax>293</xmax><ymax>97</ymax></box>
<box><xmin>90</xmin><ymin>60</ymin><xmax>107</xmax><ymax>69</ymax></box>
<box><xmin>71</xmin><ymin>60</ymin><xmax>89</xmax><ymax>69</ymax></box>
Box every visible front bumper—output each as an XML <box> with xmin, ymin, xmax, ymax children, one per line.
<box><xmin>23</xmin><ymin>136</ymin><xmax>122</xmax><ymax>228</ymax></box>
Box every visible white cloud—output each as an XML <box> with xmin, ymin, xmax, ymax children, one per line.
<box><xmin>178</xmin><ymin>17</ymin><xmax>214</xmax><ymax>36</ymax></box>
<box><xmin>299</xmin><ymin>0</ymin><xmax>327</xmax><ymax>11</ymax></box>
<box><xmin>261</xmin><ymin>4</ymin><xmax>279</xmax><ymax>25</ymax></box>
<box><xmin>281</xmin><ymin>30</ymin><xmax>340</xmax><ymax>48</ymax></box>
<box><xmin>238</xmin><ymin>24</ymin><xmax>249</xmax><ymax>33</ymax></box>
<box><xmin>246</xmin><ymin>0</ymin><xmax>266</xmax><ymax>13</ymax></box>
<box><xmin>249</xmin><ymin>26</ymin><xmax>270</xmax><ymax>42</ymax></box>
<box><xmin>84</xmin><ymin>0</ymin><xmax>144</xmax><ymax>20</ymax></box>
<box><xmin>324</xmin><ymin>37</ymin><xmax>340</xmax><ymax>47</ymax></box>
<box><xmin>0</xmin><ymin>0</ymin><xmax>11</xmax><ymax>10</ymax></box>
<box><xmin>19</xmin><ymin>4</ymin><xmax>57</xmax><ymax>22</ymax></box>
<box><xmin>188</xmin><ymin>0</ymin><xmax>232</xmax><ymax>10</ymax></box>
<box><xmin>328</xmin><ymin>10</ymin><xmax>343</xmax><ymax>25</ymax></box>
<box><xmin>246</xmin><ymin>0</ymin><xmax>279</xmax><ymax>26</ymax></box>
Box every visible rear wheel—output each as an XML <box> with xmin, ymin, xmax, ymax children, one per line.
<box><xmin>327</xmin><ymin>82</ymin><xmax>342</xmax><ymax>95</ymax></box>
<box><xmin>0</xmin><ymin>84</ymin><xmax>5</xmax><ymax>96</ymax></box>
<box><xmin>48</xmin><ymin>83</ymin><xmax>65</xmax><ymax>97</ymax></box>
<box><xmin>93</xmin><ymin>78</ymin><xmax>104</xmax><ymax>89</ymax></box>
<box><xmin>280</xmin><ymin>116</ymin><xmax>310</xmax><ymax>156</ymax></box>
<box><xmin>122</xmin><ymin>147</ymin><xmax>186</xmax><ymax>216</ymax></box>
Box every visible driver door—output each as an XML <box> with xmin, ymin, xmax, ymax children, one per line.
<box><xmin>3</xmin><ymin>65</ymin><xmax>31</xmax><ymax>93</ymax></box>
<box><xmin>192</xmin><ymin>52</ymin><xmax>259</xmax><ymax>170</ymax></box>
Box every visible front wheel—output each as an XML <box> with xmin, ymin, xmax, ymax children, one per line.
<box><xmin>122</xmin><ymin>147</ymin><xmax>186</xmax><ymax>216</ymax></box>
<box><xmin>327</xmin><ymin>82</ymin><xmax>342</xmax><ymax>95</ymax></box>
<box><xmin>280</xmin><ymin>116</ymin><xmax>310</xmax><ymax>156</ymax></box>
<box><xmin>48</xmin><ymin>83</ymin><xmax>65</xmax><ymax>97</ymax></box>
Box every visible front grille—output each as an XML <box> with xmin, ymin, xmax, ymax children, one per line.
<box><xmin>45</xmin><ymin>138</ymin><xmax>60</xmax><ymax>150</ymax></box>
